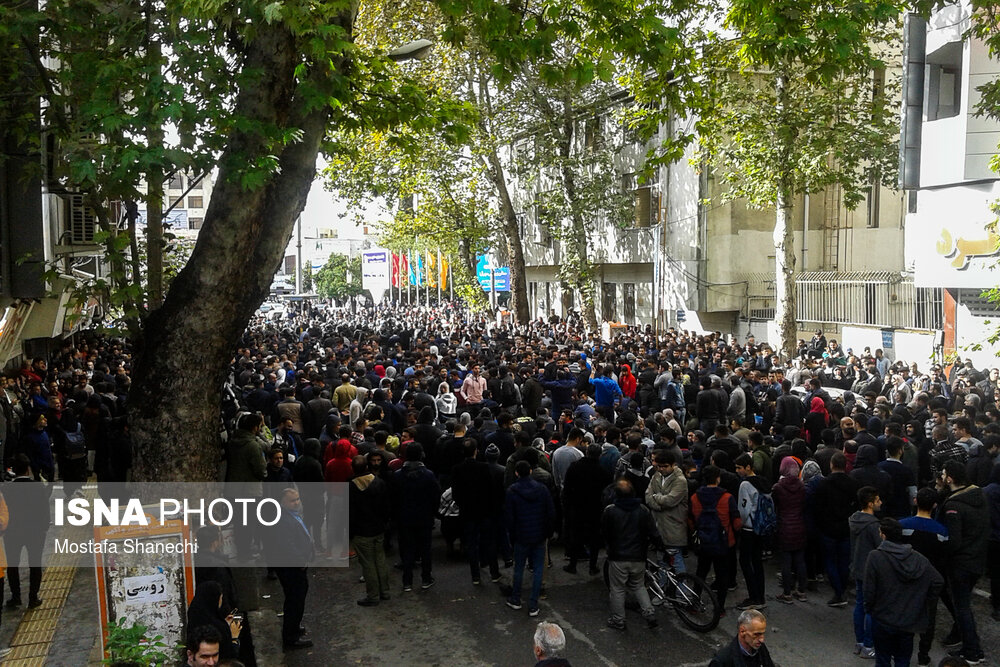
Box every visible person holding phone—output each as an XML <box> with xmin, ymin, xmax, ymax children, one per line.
<box><xmin>187</xmin><ymin>581</ymin><xmax>243</xmax><ymax>661</ymax></box>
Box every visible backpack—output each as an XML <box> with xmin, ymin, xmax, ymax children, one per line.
<box><xmin>695</xmin><ymin>493</ymin><xmax>728</xmax><ymax>555</ymax></box>
<box><xmin>65</xmin><ymin>423</ymin><xmax>87</xmax><ymax>459</ymax></box>
<box><xmin>752</xmin><ymin>492</ymin><xmax>778</xmax><ymax>537</ymax></box>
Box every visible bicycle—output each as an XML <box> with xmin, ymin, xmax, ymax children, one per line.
<box><xmin>604</xmin><ymin>557</ymin><xmax>722</xmax><ymax>632</ymax></box>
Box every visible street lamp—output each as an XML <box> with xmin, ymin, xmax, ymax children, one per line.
<box><xmin>387</xmin><ymin>39</ymin><xmax>434</xmax><ymax>62</ymax></box>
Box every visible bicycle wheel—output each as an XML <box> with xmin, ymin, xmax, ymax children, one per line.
<box><xmin>669</xmin><ymin>572</ymin><xmax>721</xmax><ymax>632</ymax></box>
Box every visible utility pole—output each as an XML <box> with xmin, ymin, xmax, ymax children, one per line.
<box><xmin>295</xmin><ymin>215</ymin><xmax>302</xmax><ymax>294</ymax></box>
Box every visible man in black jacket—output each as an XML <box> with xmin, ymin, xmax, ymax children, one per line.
<box><xmin>561</xmin><ymin>444</ymin><xmax>612</xmax><ymax>576</ymax></box>
<box><xmin>710</xmin><ymin>609</ymin><xmax>775</xmax><ymax>667</ymax></box>
<box><xmin>939</xmin><ymin>460</ymin><xmax>990</xmax><ymax>664</ymax></box>
<box><xmin>4</xmin><ymin>455</ymin><xmax>49</xmax><ymax>609</ymax></box>
<box><xmin>452</xmin><ymin>439</ymin><xmax>502</xmax><ymax>585</ymax></box>
<box><xmin>773</xmin><ymin>380</ymin><xmax>804</xmax><ymax>431</ymax></box>
<box><xmin>813</xmin><ymin>451</ymin><xmax>859</xmax><ymax>607</ymax></box>
<box><xmin>264</xmin><ymin>488</ymin><xmax>314</xmax><ymax>650</ymax></box>
<box><xmin>863</xmin><ymin>518</ymin><xmax>943</xmax><ymax>667</ymax></box>
<box><xmin>349</xmin><ymin>456</ymin><xmax>391</xmax><ymax>606</ymax></box>
<box><xmin>602</xmin><ymin>478</ymin><xmax>663</xmax><ymax>630</ymax></box>
<box><xmin>391</xmin><ymin>443</ymin><xmax>442</xmax><ymax>592</ymax></box>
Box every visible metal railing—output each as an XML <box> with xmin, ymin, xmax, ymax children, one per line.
<box><xmin>742</xmin><ymin>271</ymin><xmax>943</xmax><ymax>331</ymax></box>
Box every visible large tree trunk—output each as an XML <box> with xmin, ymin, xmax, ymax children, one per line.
<box><xmin>773</xmin><ymin>73</ymin><xmax>797</xmax><ymax>360</ymax></box>
<box><xmin>127</xmin><ymin>22</ymin><xmax>342</xmax><ymax>481</ymax></box>
<box><xmin>558</xmin><ymin>98</ymin><xmax>598</xmax><ymax>331</ymax></box>
<box><xmin>482</xmin><ymin>148</ymin><xmax>529</xmax><ymax>323</ymax></box>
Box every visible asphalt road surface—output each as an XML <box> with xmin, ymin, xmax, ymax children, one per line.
<box><xmin>250</xmin><ymin>537</ymin><xmax>1000</xmax><ymax>667</ymax></box>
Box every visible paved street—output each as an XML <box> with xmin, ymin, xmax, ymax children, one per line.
<box><xmin>246</xmin><ymin>537</ymin><xmax>1000</xmax><ymax>666</ymax></box>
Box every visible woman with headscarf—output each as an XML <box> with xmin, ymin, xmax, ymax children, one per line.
<box><xmin>772</xmin><ymin>457</ymin><xmax>808</xmax><ymax>603</ymax></box>
<box><xmin>435</xmin><ymin>381</ymin><xmax>457</xmax><ymax>421</ymax></box>
<box><xmin>187</xmin><ymin>581</ymin><xmax>242</xmax><ymax>661</ymax></box>
<box><xmin>801</xmin><ymin>459</ymin><xmax>825</xmax><ymax>590</ymax></box>
<box><xmin>802</xmin><ymin>397</ymin><xmax>829</xmax><ymax>448</ymax></box>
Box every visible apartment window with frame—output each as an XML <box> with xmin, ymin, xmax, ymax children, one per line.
<box><xmin>623</xmin><ymin>283</ymin><xmax>636</xmax><ymax>322</ymax></box>
<box><xmin>925</xmin><ymin>42</ymin><xmax>962</xmax><ymax>121</ymax></box>
<box><xmin>188</xmin><ymin>195</ymin><xmax>203</xmax><ymax>209</ymax></box>
<box><xmin>167</xmin><ymin>174</ymin><xmax>183</xmax><ymax>190</ymax></box>
<box><xmin>603</xmin><ymin>283</ymin><xmax>617</xmax><ymax>322</ymax></box>
<box><xmin>188</xmin><ymin>217</ymin><xmax>203</xmax><ymax>230</ymax></box>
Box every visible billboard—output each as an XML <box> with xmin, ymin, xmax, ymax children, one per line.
<box><xmin>362</xmin><ymin>249</ymin><xmax>391</xmax><ymax>301</ymax></box>
<box><xmin>477</xmin><ymin>252</ymin><xmax>510</xmax><ymax>292</ymax></box>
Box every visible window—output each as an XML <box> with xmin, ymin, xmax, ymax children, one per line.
<box><xmin>562</xmin><ymin>286</ymin><xmax>574</xmax><ymax>313</ymax></box>
<box><xmin>187</xmin><ymin>196</ymin><xmax>203</xmax><ymax>209</ymax></box>
<box><xmin>603</xmin><ymin>283</ymin><xmax>617</xmax><ymax>322</ymax></box>
<box><xmin>925</xmin><ymin>42</ymin><xmax>962</xmax><ymax>121</ymax></box>
<box><xmin>623</xmin><ymin>283</ymin><xmax>636</xmax><ymax>322</ymax></box>
<box><xmin>189</xmin><ymin>217</ymin><xmax>203</xmax><ymax>230</ymax></box>
<box><xmin>866</xmin><ymin>184</ymin><xmax>880</xmax><ymax>228</ymax></box>
<box><xmin>283</xmin><ymin>255</ymin><xmax>295</xmax><ymax>274</ymax></box>
<box><xmin>189</xmin><ymin>176</ymin><xmax>202</xmax><ymax>191</ymax></box>
<box><xmin>167</xmin><ymin>174</ymin><xmax>183</xmax><ymax>190</ymax></box>
<box><xmin>584</xmin><ymin>116</ymin><xmax>604</xmax><ymax>150</ymax></box>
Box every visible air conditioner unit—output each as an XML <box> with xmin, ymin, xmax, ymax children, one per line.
<box><xmin>68</xmin><ymin>192</ymin><xmax>97</xmax><ymax>244</ymax></box>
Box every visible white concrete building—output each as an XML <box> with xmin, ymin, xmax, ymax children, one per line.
<box><xmin>904</xmin><ymin>5</ymin><xmax>1000</xmax><ymax>369</ymax></box>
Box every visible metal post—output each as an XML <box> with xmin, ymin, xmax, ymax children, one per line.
<box><xmin>425</xmin><ymin>248</ymin><xmax>430</xmax><ymax>305</ymax></box>
<box><xmin>437</xmin><ymin>248</ymin><xmax>442</xmax><ymax>304</ymax></box>
<box><xmin>295</xmin><ymin>215</ymin><xmax>302</xmax><ymax>294</ymax></box>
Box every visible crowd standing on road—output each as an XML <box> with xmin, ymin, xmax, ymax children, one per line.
<box><xmin>3</xmin><ymin>302</ymin><xmax>1000</xmax><ymax>665</ymax></box>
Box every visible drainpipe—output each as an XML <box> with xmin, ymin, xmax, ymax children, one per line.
<box><xmin>802</xmin><ymin>192</ymin><xmax>809</xmax><ymax>270</ymax></box>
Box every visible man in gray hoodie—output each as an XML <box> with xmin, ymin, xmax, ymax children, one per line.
<box><xmin>863</xmin><ymin>518</ymin><xmax>943</xmax><ymax>666</ymax></box>
<box><xmin>849</xmin><ymin>486</ymin><xmax>883</xmax><ymax>659</ymax></box>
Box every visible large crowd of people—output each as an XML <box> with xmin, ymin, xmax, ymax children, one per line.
<box><xmin>2</xmin><ymin>300</ymin><xmax>998</xmax><ymax>666</ymax></box>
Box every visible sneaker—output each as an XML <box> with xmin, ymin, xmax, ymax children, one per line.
<box><xmin>859</xmin><ymin>646</ymin><xmax>875</xmax><ymax>659</ymax></box>
<box><xmin>728</xmin><ymin>583</ymin><xmax>738</xmax><ymax>592</ymax></box>
<box><xmin>607</xmin><ymin>618</ymin><xmax>626</xmax><ymax>631</ymax></box>
<box><xmin>941</xmin><ymin>632</ymin><xmax>963</xmax><ymax>649</ymax></box>
<box><xmin>529</xmin><ymin>607</ymin><xmax>540</xmax><ymax>617</ymax></box>
<box><xmin>793</xmin><ymin>590</ymin><xmax>807</xmax><ymax>602</ymax></box>
<box><xmin>356</xmin><ymin>598</ymin><xmax>379</xmax><ymax>607</ymax></box>
<box><xmin>736</xmin><ymin>598</ymin><xmax>758</xmax><ymax>610</ymax></box>
<box><xmin>776</xmin><ymin>593</ymin><xmax>794</xmax><ymax>604</ymax></box>
<box><xmin>827</xmin><ymin>595</ymin><xmax>848</xmax><ymax>608</ymax></box>
<box><xmin>490</xmin><ymin>574</ymin><xmax>502</xmax><ymax>583</ymax></box>
<box><xmin>917</xmin><ymin>654</ymin><xmax>931</xmax><ymax>667</ymax></box>
<box><xmin>948</xmin><ymin>648</ymin><xmax>986</xmax><ymax>664</ymax></box>
<box><xmin>472</xmin><ymin>578</ymin><xmax>481</xmax><ymax>586</ymax></box>
<box><xmin>421</xmin><ymin>578</ymin><xmax>436</xmax><ymax>590</ymax></box>
<box><xmin>402</xmin><ymin>584</ymin><xmax>413</xmax><ymax>592</ymax></box>
<box><xmin>506</xmin><ymin>599</ymin><xmax>522</xmax><ymax>610</ymax></box>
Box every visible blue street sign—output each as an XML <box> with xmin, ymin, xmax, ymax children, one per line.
<box><xmin>476</xmin><ymin>252</ymin><xmax>510</xmax><ymax>292</ymax></box>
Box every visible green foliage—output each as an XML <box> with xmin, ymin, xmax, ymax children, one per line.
<box><xmin>101</xmin><ymin>618</ymin><xmax>174</xmax><ymax>666</ymax></box>
<box><xmin>314</xmin><ymin>253</ymin><xmax>364</xmax><ymax>302</ymax></box>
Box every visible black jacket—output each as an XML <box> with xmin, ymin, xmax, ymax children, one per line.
<box><xmin>349</xmin><ymin>474</ymin><xmax>390</xmax><ymax>538</ymax></box>
<box><xmin>965</xmin><ymin>443</ymin><xmax>996</xmax><ymax>488</ymax></box>
<box><xmin>849</xmin><ymin>445</ymin><xmax>892</xmax><ymax>503</ymax></box>
<box><xmin>505</xmin><ymin>476</ymin><xmax>556</xmax><ymax>545</ymax></box>
<box><xmin>562</xmin><ymin>457</ymin><xmax>612</xmax><ymax>530</ymax></box>
<box><xmin>709</xmin><ymin>635</ymin><xmax>775</xmax><ymax>667</ymax></box>
<box><xmin>392</xmin><ymin>462</ymin><xmax>442</xmax><ymax>529</ymax></box>
<box><xmin>813</xmin><ymin>471</ymin><xmax>859</xmax><ymax>539</ymax></box>
<box><xmin>863</xmin><ymin>540</ymin><xmax>943</xmax><ymax>633</ymax></box>
<box><xmin>451</xmin><ymin>458</ymin><xmax>499</xmax><ymax>521</ymax></box>
<box><xmin>774</xmin><ymin>394</ymin><xmax>804</xmax><ymax>428</ymax></box>
<box><xmin>941</xmin><ymin>484</ymin><xmax>991</xmax><ymax>575</ymax></box>
<box><xmin>602</xmin><ymin>497</ymin><xmax>663</xmax><ymax>562</ymax></box>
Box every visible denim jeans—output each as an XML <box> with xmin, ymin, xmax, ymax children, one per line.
<box><xmin>821</xmin><ymin>535</ymin><xmax>851</xmax><ymax>598</ymax></box>
<box><xmin>739</xmin><ymin>531</ymin><xmax>765</xmax><ymax>602</ymax></box>
<box><xmin>949</xmin><ymin>568</ymin><xmax>982</xmax><ymax>656</ymax></box>
<box><xmin>854</xmin><ymin>579</ymin><xmax>873</xmax><ymax>648</ymax></box>
<box><xmin>510</xmin><ymin>541</ymin><xmax>545</xmax><ymax>609</ymax></box>
<box><xmin>872</xmin><ymin>619</ymin><xmax>913</xmax><ymax>667</ymax></box>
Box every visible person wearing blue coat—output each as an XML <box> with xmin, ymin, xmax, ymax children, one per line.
<box><xmin>505</xmin><ymin>460</ymin><xmax>556</xmax><ymax>616</ymax></box>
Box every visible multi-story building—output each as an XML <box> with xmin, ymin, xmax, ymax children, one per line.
<box><xmin>516</xmin><ymin>70</ymin><xmax>945</xmax><ymax>364</ymax></box>
<box><xmin>903</xmin><ymin>5</ymin><xmax>1000</xmax><ymax>369</ymax></box>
